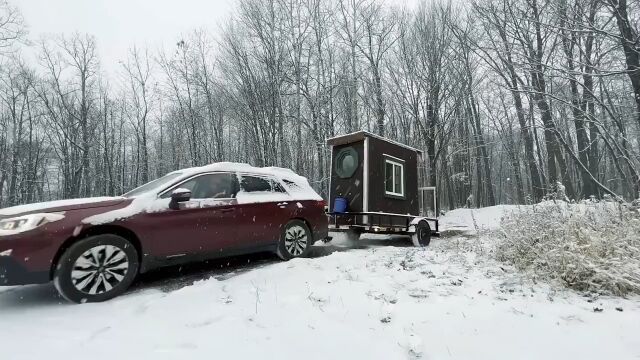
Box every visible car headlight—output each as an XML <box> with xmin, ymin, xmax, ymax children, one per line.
<box><xmin>0</xmin><ymin>213</ymin><xmax>65</xmax><ymax>236</ymax></box>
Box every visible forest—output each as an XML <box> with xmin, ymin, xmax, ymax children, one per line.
<box><xmin>1</xmin><ymin>0</ymin><xmax>639</xmax><ymax>210</ymax></box>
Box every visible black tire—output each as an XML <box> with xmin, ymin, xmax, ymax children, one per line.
<box><xmin>411</xmin><ymin>220</ymin><xmax>431</xmax><ymax>247</ymax></box>
<box><xmin>53</xmin><ymin>234</ymin><xmax>139</xmax><ymax>303</ymax></box>
<box><xmin>344</xmin><ymin>230</ymin><xmax>361</xmax><ymax>243</ymax></box>
<box><xmin>276</xmin><ymin>220</ymin><xmax>313</xmax><ymax>260</ymax></box>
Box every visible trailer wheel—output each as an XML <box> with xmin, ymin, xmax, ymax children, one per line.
<box><xmin>343</xmin><ymin>230</ymin><xmax>361</xmax><ymax>244</ymax></box>
<box><xmin>411</xmin><ymin>221</ymin><xmax>431</xmax><ymax>247</ymax></box>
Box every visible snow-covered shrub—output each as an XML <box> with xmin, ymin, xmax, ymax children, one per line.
<box><xmin>495</xmin><ymin>201</ymin><xmax>640</xmax><ymax>296</ymax></box>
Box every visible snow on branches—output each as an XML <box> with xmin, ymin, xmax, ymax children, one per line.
<box><xmin>495</xmin><ymin>201</ymin><xmax>640</xmax><ymax>296</ymax></box>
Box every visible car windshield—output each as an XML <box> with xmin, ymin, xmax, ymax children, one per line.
<box><xmin>122</xmin><ymin>172</ymin><xmax>183</xmax><ymax>197</ymax></box>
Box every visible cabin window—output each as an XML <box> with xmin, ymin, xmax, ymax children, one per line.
<box><xmin>335</xmin><ymin>147</ymin><xmax>358</xmax><ymax>178</ymax></box>
<box><xmin>385</xmin><ymin>159</ymin><xmax>404</xmax><ymax>197</ymax></box>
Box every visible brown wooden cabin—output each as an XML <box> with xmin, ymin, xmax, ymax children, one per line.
<box><xmin>326</xmin><ymin>131</ymin><xmax>424</xmax><ymax>228</ymax></box>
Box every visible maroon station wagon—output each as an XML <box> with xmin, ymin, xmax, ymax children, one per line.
<box><xmin>0</xmin><ymin>163</ymin><xmax>328</xmax><ymax>303</ymax></box>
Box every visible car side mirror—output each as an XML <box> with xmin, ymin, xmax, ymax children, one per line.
<box><xmin>169</xmin><ymin>188</ymin><xmax>192</xmax><ymax>210</ymax></box>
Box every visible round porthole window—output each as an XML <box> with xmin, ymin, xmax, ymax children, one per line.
<box><xmin>335</xmin><ymin>147</ymin><xmax>358</xmax><ymax>178</ymax></box>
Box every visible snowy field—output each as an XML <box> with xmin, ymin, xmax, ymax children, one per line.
<box><xmin>1</xmin><ymin>206</ymin><xmax>639</xmax><ymax>360</ymax></box>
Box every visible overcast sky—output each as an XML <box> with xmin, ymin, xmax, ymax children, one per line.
<box><xmin>16</xmin><ymin>0</ymin><xmax>417</xmax><ymax>76</ymax></box>
<box><xmin>18</xmin><ymin>0</ymin><xmax>235</xmax><ymax>76</ymax></box>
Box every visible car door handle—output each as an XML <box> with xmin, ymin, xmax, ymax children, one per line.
<box><xmin>219</xmin><ymin>208</ymin><xmax>235</xmax><ymax>213</ymax></box>
<box><xmin>277</xmin><ymin>202</ymin><xmax>288</xmax><ymax>206</ymax></box>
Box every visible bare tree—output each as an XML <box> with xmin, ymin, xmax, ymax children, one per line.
<box><xmin>36</xmin><ymin>33</ymin><xmax>99</xmax><ymax>198</ymax></box>
<box><xmin>0</xmin><ymin>0</ymin><xmax>25</xmax><ymax>55</ymax></box>
<box><xmin>605</xmin><ymin>0</ymin><xmax>640</xmax><ymax>130</ymax></box>
<box><xmin>356</xmin><ymin>1</ymin><xmax>397</xmax><ymax>135</ymax></box>
<box><xmin>122</xmin><ymin>46</ymin><xmax>153</xmax><ymax>184</ymax></box>
<box><xmin>2</xmin><ymin>0</ymin><xmax>640</xmax><ymax>208</ymax></box>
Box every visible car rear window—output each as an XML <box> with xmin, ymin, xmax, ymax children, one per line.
<box><xmin>240</xmin><ymin>175</ymin><xmax>285</xmax><ymax>193</ymax></box>
<box><xmin>282</xmin><ymin>179</ymin><xmax>302</xmax><ymax>190</ymax></box>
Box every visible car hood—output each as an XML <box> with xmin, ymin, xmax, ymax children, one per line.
<box><xmin>0</xmin><ymin>197</ymin><xmax>128</xmax><ymax>218</ymax></box>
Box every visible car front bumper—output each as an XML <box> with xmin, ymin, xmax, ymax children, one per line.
<box><xmin>0</xmin><ymin>229</ymin><xmax>61</xmax><ymax>286</ymax></box>
<box><xmin>0</xmin><ymin>256</ymin><xmax>49</xmax><ymax>286</ymax></box>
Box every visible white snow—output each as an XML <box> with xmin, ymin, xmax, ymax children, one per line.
<box><xmin>0</xmin><ymin>206</ymin><xmax>638</xmax><ymax>360</ymax></box>
<box><xmin>82</xmin><ymin>196</ymin><xmax>171</xmax><ymax>225</ymax></box>
<box><xmin>0</xmin><ymin>197</ymin><xmax>122</xmax><ymax>217</ymax></box>
<box><xmin>326</xmin><ymin>130</ymin><xmax>422</xmax><ymax>153</ymax></box>
<box><xmin>439</xmin><ymin>205</ymin><xmax>518</xmax><ymax>232</ymax></box>
<box><xmin>235</xmin><ymin>191</ymin><xmax>291</xmax><ymax>204</ymax></box>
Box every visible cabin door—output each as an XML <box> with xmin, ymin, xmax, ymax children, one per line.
<box><xmin>419</xmin><ymin>186</ymin><xmax>437</xmax><ymax>217</ymax></box>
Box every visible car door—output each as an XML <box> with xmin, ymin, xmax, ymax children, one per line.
<box><xmin>234</xmin><ymin>173</ymin><xmax>294</xmax><ymax>248</ymax></box>
<box><xmin>141</xmin><ymin>172</ymin><xmax>242</xmax><ymax>259</ymax></box>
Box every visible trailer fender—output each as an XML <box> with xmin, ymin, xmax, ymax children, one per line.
<box><xmin>408</xmin><ymin>217</ymin><xmax>438</xmax><ymax>234</ymax></box>
<box><xmin>408</xmin><ymin>217</ymin><xmax>428</xmax><ymax>233</ymax></box>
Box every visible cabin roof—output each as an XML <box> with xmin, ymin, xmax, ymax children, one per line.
<box><xmin>326</xmin><ymin>131</ymin><xmax>423</xmax><ymax>153</ymax></box>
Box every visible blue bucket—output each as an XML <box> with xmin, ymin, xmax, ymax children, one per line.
<box><xmin>334</xmin><ymin>197</ymin><xmax>348</xmax><ymax>213</ymax></box>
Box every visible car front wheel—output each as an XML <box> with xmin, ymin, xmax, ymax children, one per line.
<box><xmin>53</xmin><ymin>234</ymin><xmax>139</xmax><ymax>303</ymax></box>
<box><xmin>276</xmin><ymin>220</ymin><xmax>313</xmax><ymax>260</ymax></box>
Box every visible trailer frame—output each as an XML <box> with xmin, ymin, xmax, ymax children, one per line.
<box><xmin>327</xmin><ymin>211</ymin><xmax>439</xmax><ymax>236</ymax></box>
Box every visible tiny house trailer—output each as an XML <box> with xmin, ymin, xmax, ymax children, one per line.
<box><xmin>326</xmin><ymin>131</ymin><xmax>439</xmax><ymax>246</ymax></box>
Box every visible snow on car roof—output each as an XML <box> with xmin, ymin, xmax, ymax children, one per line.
<box><xmin>167</xmin><ymin>162</ymin><xmax>319</xmax><ymax>195</ymax></box>
<box><xmin>169</xmin><ymin>162</ymin><xmax>302</xmax><ymax>181</ymax></box>
<box><xmin>83</xmin><ymin>162</ymin><xmax>321</xmax><ymax>225</ymax></box>
<box><xmin>169</xmin><ymin>162</ymin><xmax>321</xmax><ymax>199</ymax></box>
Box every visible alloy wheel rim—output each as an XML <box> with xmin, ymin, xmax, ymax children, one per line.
<box><xmin>285</xmin><ymin>225</ymin><xmax>308</xmax><ymax>256</ymax></box>
<box><xmin>71</xmin><ymin>245</ymin><xmax>129</xmax><ymax>295</ymax></box>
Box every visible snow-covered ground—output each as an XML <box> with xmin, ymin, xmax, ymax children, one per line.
<box><xmin>1</xmin><ymin>206</ymin><xmax>639</xmax><ymax>359</ymax></box>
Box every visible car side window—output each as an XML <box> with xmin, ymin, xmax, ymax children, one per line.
<box><xmin>240</xmin><ymin>175</ymin><xmax>271</xmax><ymax>192</ymax></box>
<box><xmin>272</xmin><ymin>181</ymin><xmax>286</xmax><ymax>193</ymax></box>
<box><xmin>163</xmin><ymin>173</ymin><xmax>236</xmax><ymax>199</ymax></box>
<box><xmin>239</xmin><ymin>175</ymin><xmax>284</xmax><ymax>193</ymax></box>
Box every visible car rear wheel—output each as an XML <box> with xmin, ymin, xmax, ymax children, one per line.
<box><xmin>276</xmin><ymin>220</ymin><xmax>313</xmax><ymax>260</ymax></box>
<box><xmin>411</xmin><ymin>220</ymin><xmax>431</xmax><ymax>247</ymax></box>
<box><xmin>53</xmin><ymin>234</ymin><xmax>139</xmax><ymax>303</ymax></box>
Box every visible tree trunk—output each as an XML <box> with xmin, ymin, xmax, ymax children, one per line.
<box><xmin>469</xmin><ymin>92</ymin><xmax>496</xmax><ymax>206</ymax></box>
<box><xmin>373</xmin><ymin>65</ymin><xmax>385</xmax><ymax>136</ymax></box>
<box><xmin>496</xmin><ymin>25</ymin><xmax>544</xmax><ymax>201</ymax></box>
<box><xmin>608</xmin><ymin>0</ymin><xmax>640</xmax><ymax>130</ymax></box>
